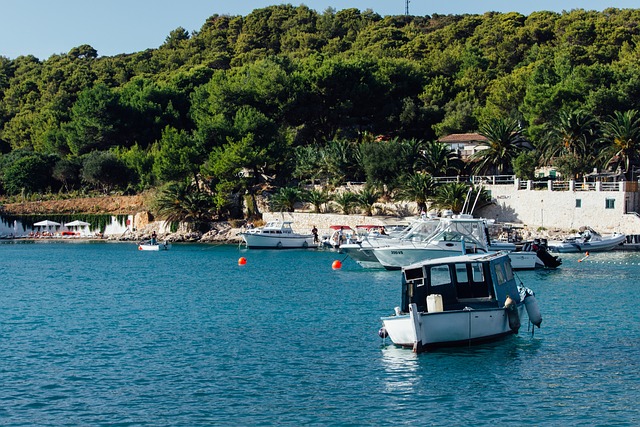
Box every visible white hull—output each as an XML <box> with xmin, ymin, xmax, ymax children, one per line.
<box><xmin>241</xmin><ymin>233</ymin><xmax>314</xmax><ymax>249</ymax></box>
<box><xmin>382</xmin><ymin>304</ymin><xmax>525</xmax><ymax>350</ymax></box>
<box><xmin>138</xmin><ymin>243</ymin><xmax>170</xmax><ymax>251</ymax></box>
<box><xmin>547</xmin><ymin>233</ymin><xmax>626</xmax><ymax>253</ymax></box>
<box><xmin>373</xmin><ymin>243</ymin><xmax>476</xmax><ymax>270</ymax></box>
<box><xmin>339</xmin><ymin>244</ymin><xmax>383</xmax><ymax>268</ymax></box>
<box><xmin>506</xmin><ymin>251</ymin><xmax>542</xmax><ymax>269</ymax></box>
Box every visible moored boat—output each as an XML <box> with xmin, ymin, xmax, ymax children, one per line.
<box><xmin>138</xmin><ymin>241</ymin><xmax>171</xmax><ymax>251</ymax></box>
<box><xmin>379</xmin><ymin>252</ymin><xmax>542</xmax><ymax>353</ymax></box>
<box><xmin>547</xmin><ymin>227</ymin><xmax>626</xmax><ymax>253</ymax></box>
<box><xmin>240</xmin><ymin>220</ymin><xmax>314</xmax><ymax>249</ymax></box>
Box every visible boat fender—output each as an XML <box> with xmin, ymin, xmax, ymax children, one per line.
<box><xmin>504</xmin><ymin>295</ymin><xmax>521</xmax><ymax>332</ymax></box>
<box><xmin>524</xmin><ymin>295</ymin><xmax>542</xmax><ymax>328</ymax></box>
<box><xmin>378</xmin><ymin>327</ymin><xmax>388</xmax><ymax>339</ymax></box>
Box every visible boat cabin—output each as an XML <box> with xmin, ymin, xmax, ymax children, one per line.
<box><xmin>400</xmin><ymin>253</ymin><xmax>522</xmax><ymax>313</ymax></box>
<box><xmin>260</xmin><ymin>221</ymin><xmax>295</xmax><ymax>234</ymax></box>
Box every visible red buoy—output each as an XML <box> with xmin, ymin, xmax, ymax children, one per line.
<box><xmin>332</xmin><ymin>260</ymin><xmax>342</xmax><ymax>270</ymax></box>
<box><xmin>238</xmin><ymin>257</ymin><xmax>247</xmax><ymax>266</ymax></box>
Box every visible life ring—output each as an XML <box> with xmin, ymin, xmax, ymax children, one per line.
<box><xmin>276</xmin><ymin>242</ymin><xmax>283</xmax><ymax>249</ymax></box>
<box><xmin>302</xmin><ymin>241</ymin><xmax>309</xmax><ymax>248</ymax></box>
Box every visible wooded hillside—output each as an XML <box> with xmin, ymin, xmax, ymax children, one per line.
<box><xmin>1</xmin><ymin>6</ymin><xmax>639</xmax><ymax>223</ymax></box>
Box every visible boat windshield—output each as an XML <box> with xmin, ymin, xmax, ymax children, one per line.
<box><xmin>422</xmin><ymin>219</ymin><xmax>488</xmax><ymax>248</ymax></box>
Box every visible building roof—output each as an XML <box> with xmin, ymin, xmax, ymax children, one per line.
<box><xmin>438</xmin><ymin>133</ymin><xmax>488</xmax><ymax>143</ymax></box>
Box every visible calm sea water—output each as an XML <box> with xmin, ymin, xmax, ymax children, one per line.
<box><xmin>1</xmin><ymin>241</ymin><xmax>639</xmax><ymax>426</ymax></box>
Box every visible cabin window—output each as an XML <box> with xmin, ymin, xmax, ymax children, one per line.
<box><xmin>495</xmin><ymin>263</ymin><xmax>506</xmax><ymax>286</ymax></box>
<box><xmin>575</xmin><ymin>199</ymin><xmax>582</xmax><ymax>208</ymax></box>
<box><xmin>455</xmin><ymin>264</ymin><xmax>469</xmax><ymax>284</ymax></box>
<box><xmin>605</xmin><ymin>199</ymin><xmax>615</xmax><ymax>209</ymax></box>
<box><xmin>471</xmin><ymin>262</ymin><xmax>484</xmax><ymax>282</ymax></box>
<box><xmin>503</xmin><ymin>261</ymin><xmax>514</xmax><ymax>281</ymax></box>
<box><xmin>430</xmin><ymin>265</ymin><xmax>451</xmax><ymax>287</ymax></box>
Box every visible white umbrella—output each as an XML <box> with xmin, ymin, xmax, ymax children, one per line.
<box><xmin>34</xmin><ymin>220</ymin><xmax>61</xmax><ymax>227</ymax></box>
<box><xmin>64</xmin><ymin>220</ymin><xmax>90</xmax><ymax>227</ymax></box>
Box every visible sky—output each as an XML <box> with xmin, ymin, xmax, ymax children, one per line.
<box><xmin>1</xmin><ymin>1</ymin><xmax>638</xmax><ymax>60</ymax></box>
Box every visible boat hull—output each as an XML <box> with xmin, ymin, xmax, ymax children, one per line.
<box><xmin>339</xmin><ymin>244</ymin><xmax>383</xmax><ymax>268</ymax></box>
<box><xmin>507</xmin><ymin>251</ymin><xmax>542</xmax><ymax>269</ymax></box>
<box><xmin>138</xmin><ymin>243</ymin><xmax>170</xmax><ymax>251</ymax></box>
<box><xmin>373</xmin><ymin>245</ymin><xmax>474</xmax><ymax>270</ymax></box>
<box><xmin>547</xmin><ymin>234</ymin><xmax>626</xmax><ymax>253</ymax></box>
<box><xmin>241</xmin><ymin>233</ymin><xmax>314</xmax><ymax>249</ymax></box>
<box><xmin>381</xmin><ymin>304</ymin><xmax>525</xmax><ymax>350</ymax></box>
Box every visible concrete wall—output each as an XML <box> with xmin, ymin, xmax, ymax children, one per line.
<box><xmin>477</xmin><ymin>180</ymin><xmax>640</xmax><ymax>234</ymax></box>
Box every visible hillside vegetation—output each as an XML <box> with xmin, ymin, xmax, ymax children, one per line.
<box><xmin>1</xmin><ymin>6</ymin><xmax>640</xmax><ymax>224</ymax></box>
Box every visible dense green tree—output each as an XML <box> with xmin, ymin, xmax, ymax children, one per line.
<box><xmin>65</xmin><ymin>83</ymin><xmax>122</xmax><ymax>155</ymax></box>
<box><xmin>81</xmin><ymin>151</ymin><xmax>132</xmax><ymax>193</ymax></box>
<box><xmin>52</xmin><ymin>157</ymin><xmax>82</xmax><ymax>191</ymax></box>
<box><xmin>1</xmin><ymin>152</ymin><xmax>56</xmax><ymax>195</ymax></box>
<box><xmin>152</xmin><ymin>126</ymin><xmax>200</xmax><ymax>185</ymax></box>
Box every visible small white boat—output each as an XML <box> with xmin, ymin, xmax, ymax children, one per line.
<box><xmin>321</xmin><ymin>225</ymin><xmax>357</xmax><ymax>249</ymax></box>
<box><xmin>240</xmin><ymin>220</ymin><xmax>314</xmax><ymax>249</ymax></box>
<box><xmin>379</xmin><ymin>252</ymin><xmax>542</xmax><ymax>353</ymax></box>
<box><xmin>547</xmin><ymin>227</ymin><xmax>626</xmax><ymax>253</ymax></box>
<box><xmin>138</xmin><ymin>241</ymin><xmax>171</xmax><ymax>251</ymax></box>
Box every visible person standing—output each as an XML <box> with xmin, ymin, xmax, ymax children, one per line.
<box><xmin>312</xmin><ymin>226</ymin><xmax>319</xmax><ymax>243</ymax></box>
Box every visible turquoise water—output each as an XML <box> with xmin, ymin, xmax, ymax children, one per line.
<box><xmin>1</xmin><ymin>241</ymin><xmax>639</xmax><ymax>426</ymax></box>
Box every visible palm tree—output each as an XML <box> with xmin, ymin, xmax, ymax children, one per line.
<box><xmin>332</xmin><ymin>191</ymin><xmax>358</xmax><ymax>215</ymax></box>
<box><xmin>471</xmin><ymin>117</ymin><xmax>526</xmax><ymax>175</ymax></box>
<box><xmin>417</xmin><ymin>141</ymin><xmax>462</xmax><ymax>177</ymax></box>
<box><xmin>270</xmin><ymin>187</ymin><xmax>302</xmax><ymax>212</ymax></box>
<box><xmin>432</xmin><ymin>182</ymin><xmax>472</xmax><ymax>214</ymax></box>
<box><xmin>155</xmin><ymin>180</ymin><xmax>217</xmax><ymax>232</ymax></box>
<box><xmin>395</xmin><ymin>172</ymin><xmax>436</xmax><ymax>213</ymax></box>
<box><xmin>355</xmin><ymin>186</ymin><xmax>381</xmax><ymax>216</ymax></box>
<box><xmin>540</xmin><ymin>108</ymin><xmax>602</xmax><ymax>178</ymax></box>
<box><xmin>305</xmin><ymin>188</ymin><xmax>332</xmax><ymax>213</ymax></box>
<box><xmin>600</xmin><ymin>110</ymin><xmax>640</xmax><ymax>180</ymax></box>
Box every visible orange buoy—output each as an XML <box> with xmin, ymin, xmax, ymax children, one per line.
<box><xmin>332</xmin><ymin>260</ymin><xmax>342</xmax><ymax>270</ymax></box>
<box><xmin>238</xmin><ymin>257</ymin><xmax>247</xmax><ymax>266</ymax></box>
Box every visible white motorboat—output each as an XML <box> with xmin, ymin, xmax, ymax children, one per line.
<box><xmin>547</xmin><ymin>227</ymin><xmax>626</xmax><ymax>253</ymax></box>
<box><xmin>372</xmin><ymin>217</ymin><xmax>560</xmax><ymax>270</ymax></box>
<box><xmin>372</xmin><ymin>217</ymin><xmax>488</xmax><ymax>270</ymax></box>
<box><xmin>340</xmin><ymin>218</ymin><xmax>440</xmax><ymax>269</ymax></box>
<box><xmin>240</xmin><ymin>220</ymin><xmax>314</xmax><ymax>249</ymax></box>
<box><xmin>379</xmin><ymin>252</ymin><xmax>542</xmax><ymax>352</ymax></box>
<box><xmin>138</xmin><ymin>241</ymin><xmax>171</xmax><ymax>251</ymax></box>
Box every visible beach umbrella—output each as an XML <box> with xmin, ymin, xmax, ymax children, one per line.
<box><xmin>64</xmin><ymin>220</ymin><xmax>90</xmax><ymax>227</ymax></box>
<box><xmin>33</xmin><ymin>220</ymin><xmax>61</xmax><ymax>227</ymax></box>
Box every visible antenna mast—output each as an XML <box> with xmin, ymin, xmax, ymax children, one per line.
<box><xmin>405</xmin><ymin>0</ymin><xmax>410</xmax><ymax>15</ymax></box>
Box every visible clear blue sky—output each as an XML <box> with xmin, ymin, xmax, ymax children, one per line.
<box><xmin>1</xmin><ymin>1</ymin><xmax>637</xmax><ymax>60</ymax></box>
